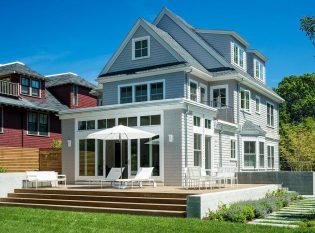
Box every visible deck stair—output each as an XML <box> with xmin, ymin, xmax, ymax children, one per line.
<box><xmin>0</xmin><ymin>188</ymin><xmax>189</xmax><ymax>217</ymax></box>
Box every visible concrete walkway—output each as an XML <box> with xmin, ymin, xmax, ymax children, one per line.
<box><xmin>248</xmin><ymin>196</ymin><xmax>315</xmax><ymax>228</ymax></box>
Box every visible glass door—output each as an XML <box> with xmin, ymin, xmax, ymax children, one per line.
<box><xmin>79</xmin><ymin>139</ymin><xmax>95</xmax><ymax>176</ymax></box>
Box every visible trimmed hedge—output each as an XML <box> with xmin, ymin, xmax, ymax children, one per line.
<box><xmin>207</xmin><ymin>189</ymin><xmax>302</xmax><ymax>223</ymax></box>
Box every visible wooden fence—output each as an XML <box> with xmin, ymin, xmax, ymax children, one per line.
<box><xmin>0</xmin><ymin>146</ymin><xmax>61</xmax><ymax>173</ymax></box>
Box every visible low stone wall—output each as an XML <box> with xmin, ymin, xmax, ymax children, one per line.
<box><xmin>237</xmin><ymin>171</ymin><xmax>315</xmax><ymax>195</ymax></box>
<box><xmin>187</xmin><ymin>184</ymin><xmax>280</xmax><ymax>219</ymax></box>
<box><xmin>0</xmin><ymin>173</ymin><xmax>26</xmax><ymax>197</ymax></box>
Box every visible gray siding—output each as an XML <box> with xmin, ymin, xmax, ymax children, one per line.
<box><xmin>156</xmin><ymin>15</ymin><xmax>223</xmax><ymax>69</ymax></box>
<box><xmin>61</xmin><ymin>119</ymin><xmax>76</xmax><ymax>183</ymax></box>
<box><xmin>197</xmin><ymin>33</ymin><xmax>232</xmax><ymax>62</ymax></box>
<box><xmin>102</xmin><ymin>71</ymin><xmax>185</xmax><ymax>105</ymax></box>
<box><xmin>108</xmin><ymin>25</ymin><xmax>179</xmax><ymax>73</ymax></box>
<box><xmin>164</xmin><ymin>109</ymin><xmax>184</xmax><ymax>185</ymax></box>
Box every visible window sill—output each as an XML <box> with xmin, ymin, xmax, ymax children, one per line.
<box><xmin>21</xmin><ymin>93</ymin><xmax>41</xmax><ymax>99</ymax></box>
<box><xmin>240</xmin><ymin>109</ymin><xmax>251</xmax><ymax>115</ymax></box>
<box><xmin>255</xmin><ymin>111</ymin><xmax>261</xmax><ymax>115</ymax></box>
<box><xmin>230</xmin><ymin>158</ymin><xmax>237</xmax><ymax>162</ymax></box>
<box><xmin>27</xmin><ymin>133</ymin><xmax>50</xmax><ymax>138</ymax></box>
<box><xmin>266</xmin><ymin>125</ymin><xmax>275</xmax><ymax>129</ymax></box>
<box><xmin>132</xmin><ymin>55</ymin><xmax>150</xmax><ymax>61</ymax></box>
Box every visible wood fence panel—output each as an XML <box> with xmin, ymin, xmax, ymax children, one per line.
<box><xmin>0</xmin><ymin>146</ymin><xmax>39</xmax><ymax>172</ymax></box>
<box><xmin>39</xmin><ymin>149</ymin><xmax>62</xmax><ymax>174</ymax></box>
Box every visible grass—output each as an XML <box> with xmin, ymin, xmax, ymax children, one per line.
<box><xmin>1</xmin><ymin>207</ymin><xmax>315</xmax><ymax>233</ymax></box>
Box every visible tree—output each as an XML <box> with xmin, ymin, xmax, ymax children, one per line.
<box><xmin>275</xmin><ymin>73</ymin><xmax>315</xmax><ymax>123</ymax></box>
<box><xmin>300</xmin><ymin>16</ymin><xmax>315</xmax><ymax>46</ymax></box>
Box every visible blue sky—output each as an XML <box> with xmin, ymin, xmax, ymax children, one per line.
<box><xmin>0</xmin><ymin>0</ymin><xmax>314</xmax><ymax>87</ymax></box>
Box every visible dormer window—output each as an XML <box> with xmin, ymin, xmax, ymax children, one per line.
<box><xmin>21</xmin><ymin>77</ymin><xmax>41</xmax><ymax>97</ymax></box>
<box><xmin>254</xmin><ymin>59</ymin><xmax>265</xmax><ymax>82</ymax></box>
<box><xmin>232</xmin><ymin>42</ymin><xmax>245</xmax><ymax>69</ymax></box>
<box><xmin>132</xmin><ymin>36</ymin><xmax>150</xmax><ymax>60</ymax></box>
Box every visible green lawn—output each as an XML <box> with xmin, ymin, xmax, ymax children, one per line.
<box><xmin>1</xmin><ymin>207</ymin><xmax>315</xmax><ymax>233</ymax></box>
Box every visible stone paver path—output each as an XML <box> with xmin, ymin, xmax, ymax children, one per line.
<box><xmin>249</xmin><ymin>197</ymin><xmax>315</xmax><ymax>228</ymax></box>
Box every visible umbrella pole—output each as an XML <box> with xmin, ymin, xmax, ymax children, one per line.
<box><xmin>119</xmin><ymin>134</ymin><xmax>123</xmax><ymax>179</ymax></box>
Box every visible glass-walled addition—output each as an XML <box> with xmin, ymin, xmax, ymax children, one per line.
<box><xmin>79</xmin><ymin>139</ymin><xmax>95</xmax><ymax>176</ymax></box>
<box><xmin>139</xmin><ymin>135</ymin><xmax>160</xmax><ymax>176</ymax></box>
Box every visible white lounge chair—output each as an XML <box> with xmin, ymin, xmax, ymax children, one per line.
<box><xmin>100</xmin><ymin>167</ymin><xmax>125</xmax><ymax>188</ymax></box>
<box><xmin>115</xmin><ymin>167</ymin><xmax>156</xmax><ymax>188</ymax></box>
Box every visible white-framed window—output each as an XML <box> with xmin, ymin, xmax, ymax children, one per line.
<box><xmin>97</xmin><ymin>118</ymin><xmax>115</xmax><ymax>129</ymax></box>
<box><xmin>267</xmin><ymin>145</ymin><xmax>275</xmax><ymax>169</ymax></box>
<box><xmin>254</xmin><ymin>59</ymin><xmax>265</xmax><ymax>82</ymax></box>
<box><xmin>200</xmin><ymin>84</ymin><xmax>207</xmax><ymax>104</ymax></box>
<box><xmin>267</xmin><ymin>102</ymin><xmax>275</xmax><ymax>127</ymax></box>
<box><xmin>205</xmin><ymin>119</ymin><xmax>211</xmax><ymax>129</ymax></box>
<box><xmin>255</xmin><ymin>95</ymin><xmax>261</xmax><ymax>114</ymax></box>
<box><xmin>244</xmin><ymin>141</ymin><xmax>256</xmax><ymax>168</ymax></box>
<box><xmin>140</xmin><ymin>115</ymin><xmax>160</xmax><ymax>126</ymax></box>
<box><xmin>194</xmin><ymin>133</ymin><xmax>202</xmax><ymax>166</ymax></box>
<box><xmin>118</xmin><ymin>80</ymin><xmax>164</xmax><ymax>104</ymax></box>
<box><xmin>193</xmin><ymin>116</ymin><xmax>201</xmax><ymax>127</ymax></box>
<box><xmin>259</xmin><ymin>141</ymin><xmax>265</xmax><ymax>168</ymax></box>
<box><xmin>118</xmin><ymin>117</ymin><xmax>137</xmax><ymax>126</ymax></box>
<box><xmin>240</xmin><ymin>88</ymin><xmax>250</xmax><ymax>112</ymax></box>
<box><xmin>231</xmin><ymin>139</ymin><xmax>236</xmax><ymax>159</ymax></box>
<box><xmin>211</xmin><ymin>85</ymin><xmax>228</xmax><ymax>108</ymax></box>
<box><xmin>232</xmin><ymin>42</ymin><xmax>246</xmax><ymax>69</ymax></box>
<box><xmin>78</xmin><ymin>120</ymin><xmax>95</xmax><ymax>131</ymax></box>
<box><xmin>135</xmin><ymin>84</ymin><xmax>147</xmax><ymax>102</ymax></box>
<box><xmin>189</xmin><ymin>80</ymin><xmax>198</xmax><ymax>101</ymax></box>
<box><xmin>27</xmin><ymin>111</ymin><xmax>49</xmax><ymax>136</ymax></box>
<box><xmin>73</xmin><ymin>85</ymin><xmax>78</xmax><ymax>106</ymax></box>
<box><xmin>21</xmin><ymin>77</ymin><xmax>41</xmax><ymax>97</ymax></box>
<box><xmin>132</xmin><ymin>36</ymin><xmax>150</xmax><ymax>60</ymax></box>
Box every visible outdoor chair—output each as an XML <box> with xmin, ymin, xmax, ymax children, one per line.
<box><xmin>114</xmin><ymin>167</ymin><xmax>156</xmax><ymax>188</ymax></box>
<box><xmin>99</xmin><ymin>167</ymin><xmax>125</xmax><ymax>188</ymax></box>
<box><xmin>25</xmin><ymin>171</ymin><xmax>66</xmax><ymax>189</ymax></box>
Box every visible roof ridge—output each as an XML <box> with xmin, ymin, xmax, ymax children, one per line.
<box><xmin>45</xmin><ymin>72</ymin><xmax>79</xmax><ymax>77</ymax></box>
<box><xmin>0</xmin><ymin>61</ymin><xmax>25</xmax><ymax>66</ymax></box>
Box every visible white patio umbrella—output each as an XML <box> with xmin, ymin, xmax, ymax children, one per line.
<box><xmin>87</xmin><ymin>125</ymin><xmax>156</xmax><ymax>179</ymax></box>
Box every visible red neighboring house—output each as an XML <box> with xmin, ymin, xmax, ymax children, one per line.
<box><xmin>0</xmin><ymin>62</ymin><xmax>97</xmax><ymax>149</ymax></box>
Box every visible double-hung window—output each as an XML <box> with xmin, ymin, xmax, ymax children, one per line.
<box><xmin>150</xmin><ymin>82</ymin><xmax>163</xmax><ymax>100</ymax></box>
<box><xmin>135</xmin><ymin>84</ymin><xmax>147</xmax><ymax>102</ymax></box>
<box><xmin>193</xmin><ymin>116</ymin><xmax>201</xmax><ymax>127</ymax></box>
<box><xmin>240</xmin><ymin>89</ymin><xmax>250</xmax><ymax>112</ymax></box>
<box><xmin>267</xmin><ymin>102</ymin><xmax>274</xmax><ymax>127</ymax></box>
<box><xmin>255</xmin><ymin>96</ymin><xmax>260</xmax><ymax>113</ymax></box>
<box><xmin>200</xmin><ymin>85</ymin><xmax>207</xmax><ymax>104</ymax></box>
<box><xmin>140</xmin><ymin>115</ymin><xmax>161</xmax><ymax>126</ymax></box>
<box><xmin>267</xmin><ymin>145</ymin><xmax>275</xmax><ymax>169</ymax></box>
<box><xmin>194</xmin><ymin>134</ymin><xmax>202</xmax><ymax>166</ymax></box>
<box><xmin>213</xmin><ymin>88</ymin><xmax>226</xmax><ymax>107</ymax></box>
<box><xmin>132</xmin><ymin>36</ymin><xmax>150</xmax><ymax>60</ymax></box>
<box><xmin>233</xmin><ymin>43</ymin><xmax>245</xmax><ymax>68</ymax></box>
<box><xmin>31</xmin><ymin>80</ymin><xmax>40</xmax><ymax>97</ymax></box>
<box><xmin>21</xmin><ymin>77</ymin><xmax>30</xmax><ymax>95</ymax></box>
<box><xmin>254</xmin><ymin>59</ymin><xmax>265</xmax><ymax>82</ymax></box>
<box><xmin>120</xmin><ymin>86</ymin><xmax>133</xmax><ymax>104</ymax></box>
<box><xmin>231</xmin><ymin>139</ymin><xmax>236</xmax><ymax>159</ymax></box>
<box><xmin>205</xmin><ymin>119</ymin><xmax>211</xmax><ymax>129</ymax></box>
<box><xmin>28</xmin><ymin>112</ymin><xmax>49</xmax><ymax>136</ymax></box>
<box><xmin>244</xmin><ymin>141</ymin><xmax>256</xmax><ymax>167</ymax></box>
<box><xmin>189</xmin><ymin>81</ymin><xmax>198</xmax><ymax>101</ymax></box>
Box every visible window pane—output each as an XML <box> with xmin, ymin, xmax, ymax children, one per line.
<box><xmin>31</xmin><ymin>80</ymin><xmax>40</xmax><ymax>88</ymax></box>
<box><xmin>73</xmin><ymin>85</ymin><xmax>78</xmax><ymax>106</ymax></box>
<box><xmin>205</xmin><ymin>119</ymin><xmax>211</xmax><ymax>129</ymax></box>
<box><xmin>98</xmin><ymin>119</ymin><xmax>106</xmax><ymax>129</ymax></box>
<box><xmin>244</xmin><ymin>141</ymin><xmax>256</xmax><ymax>167</ymax></box>
<box><xmin>194</xmin><ymin>134</ymin><xmax>201</xmax><ymax>166</ymax></box>
<box><xmin>97</xmin><ymin>140</ymin><xmax>104</xmax><ymax>176</ymax></box>
<box><xmin>141</xmin><ymin>39</ymin><xmax>148</xmax><ymax>48</ymax></box>
<box><xmin>190</xmin><ymin>82</ymin><xmax>197</xmax><ymax>101</ymax></box>
<box><xmin>142</xmin><ymin>48</ymin><xmax>148</xmax><ymax>57</ymax></box>
<box><xmin>128</xmin><ymin>117</ymin><xmax>137</xmax><ymax>126</ymax></box>
<box><xmin>78</xmin><ymin>121</ymin><xmax>87</xmax><ymax>130</ymax></box>
<box><xmin>87</xmin><ymin>120</ymin><xmax>95</xmax><ymax>130</ymax></box>
<box><xmin>200</xmin><ymin>87</ymin><xmax>206</xmax><ymax>104</ymax></box>
<box><xmin>120</xmin><ymin>86</ymin><xmax>132</xmax><ymax>103</ymax></box>
<box><xmin>150</xmin><ymin>82</ymin><xmax>163</xmax><ymax>100</ymax></box>
<box><xmin>135</xmin><ymin>84</ymin><xmax>147</xmax><ymax>102</ymax></box>
<box><xmin>28</xmin><ymin>112</ymin><xmax>38</xmax><ymax>134</ymax></box>
<box><xmin>140</xmin><ymin>138</ymin><xmax>150</xmax><ymax>167</ymax></box>
<box><xmin>140</xmin><ymin>116</ymin><xmax>150</xmax><ymax>126</ymax></box>
<box><xmin>39</xmin><ymin>113</ymin><xmax>48</xmax><ymax>136</ymax></box>
<box><xmin>151</xmin><ymin>115</ymin><xmax>160</xmax><ymax>125</ymax></box>
<box><xmin>21</xmin><ymin>78</ymin><xmax>30</xmax><ymax>86</ymax></box>
<box><xmin>79</xmin><ymin>139</ymin><xmax>95</xmax><ymax>176</ymax></box>
<box><xmin>118</xmin><ymin>118</ymin><xmax>127</xmax><ymax>126</ymax></box>
<box><xmin>135</xmin><ymin>41</ymin><xmax>141</xmax><ymax>49</ymax></box>
<box><xmin>131</xmin><ymin>139</ymin><xmax>138</xmax><ymax>176</ymax></box>
<box><xmin>107</xmin><ymin>118</ymin><xmax>115</xmax><ymax>128</ymax></box>
<box><xmin>135</xmin><ymin>49</ymin><xmax>142</xmax><ymax>58</ymax></box>
<box><xmin>151</xmin><ymin>135</ymin><xmax>160</xmax><ymax>176</ymax></box>
<box><xmin>193</xmin><ymin>116</ymin><xmax>200</xmax><ymax>127</ymax></box>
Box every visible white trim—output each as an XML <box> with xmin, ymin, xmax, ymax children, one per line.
<box><xmin>255</xmin><ymin>95</ymin><xmax>261</xmax><ymax>114</ymax></box>
<box><xmin>240</xmin><ymin>87</ymin><xmax>251</xmax><ymax>113</ymax></box>
<box><xmin>210</xmin><ymin>84</ymin><xmax>229</xmax><ymax>108</ymax></box>
<box><xmin>230</xmin><ymin>136</ymin><xmax>237</xmax><ymax>160</ymax></box>
<box><xmin>247</xmin><ymin>49</ymin><xmax>268</xmax><ymax>62</ymax></box>
<box><xmin>266</xmin><ymin>101</ymin><xmax>275</xmax><ymax>128</ymax></box>
<box><xmin>118</xmin><ymin>79</ymin><xmax>165</xmax><ymax>104</ymax></box>
<box><xmin>254</xmin><ymin>58</ymin><xmax>265</xmax><ymax>83</ymax></box>
<box><xmin>131</xmin><ymin>36</ymin><xmax>150</xmax><ymax>60</ymax></box>
<box><xmin>153</xmin><ymin>8</ymin><xmax>231</xmax><ymax>68</ymax></box>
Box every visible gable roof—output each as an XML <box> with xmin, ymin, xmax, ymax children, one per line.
<box><xmin>45</xmin><ymin>72</ymin><xmax>95</xmax><ymax>89</ymax></box>
<box><xmin>0</xmin><ymin>89</ymin><xmax>68</xmax><ymax>112</ymax></box>
<box><xmin>247</xmin><ymin>49</ymin><xmax>268</xmax><ymax>62</ymax></box>
<box><xmin>153</xmin><ymin>7</ymin><xmax>232</xmax><ymax>68</ymax></box>
<box><xmin>0</xmin><ymin>62</ymin><xmax>45</xmax><ymax>79</ymax></box>
<box><xmin>240</xmin><ymin>120</ymin><xmax>266</xmax><ymax>136</ymax></box>
<box><xmin>99</xmin><ymin>18</ymin><xmax>210</xmax><ymax>77</ymax></box>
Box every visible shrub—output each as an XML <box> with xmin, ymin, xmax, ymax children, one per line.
<box><xmin>208</xmin><ymin>203</ymin><xmax>227</xmax><ymax>221</ymax></box>
<box><xmin>0</xmin><ymin>167</ymin><xmax>7</xmax><ymax>173</ymax></box>
<box><xmin>254</xmin><ymin>203</ymin><xmax>269</xmax><ymax>218</ymax></box>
